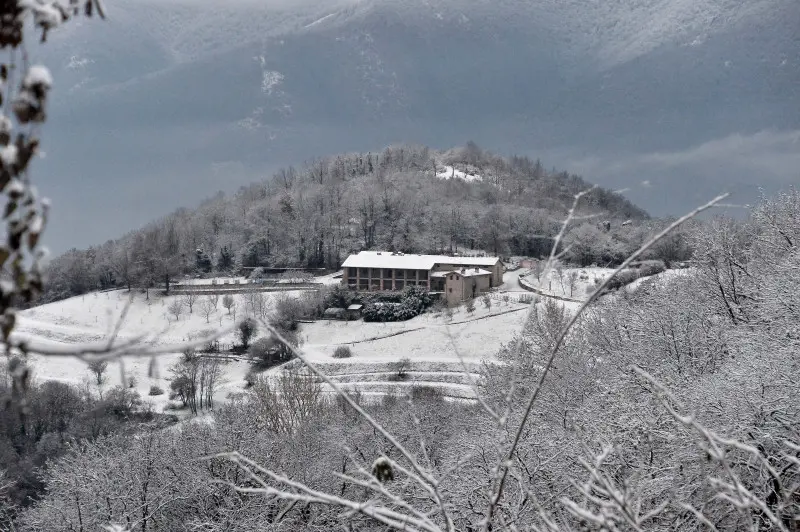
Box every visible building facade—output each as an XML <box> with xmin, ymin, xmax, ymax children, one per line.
<box><xmin>341</xmin><ymin>251</ymin><xmax>503</xmax><ymax>304</ymax></box>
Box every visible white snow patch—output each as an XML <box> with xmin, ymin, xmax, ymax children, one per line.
<box><xmin>435</xmin><ymin>165</ymin><xmax>483</xmax><ymax>183</ymax></box>
<box><xmin>29</xmin><ymin>215</ymin><xmax>43</xmax><ymax>234</ymax></box>
<box><xmin>25</xmin><ymin>65</ymin><xmax>53</xmax><ymax>88</ymax></box>
<box><xmin>0</xmin><ymin>145</ymin><xmax>18</xmax><ymax>167</ymax></box>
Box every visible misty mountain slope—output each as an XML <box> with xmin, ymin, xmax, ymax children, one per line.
<box><xmin>29</xmin><ymin>0</ymin><xmax>800</xmax><ymax>252</ymax></box>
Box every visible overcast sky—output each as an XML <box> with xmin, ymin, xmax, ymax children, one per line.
<box><xmin>33</xmin><ymin>0</ymin><xmax>800</xmax><ymax>253</ymax></box>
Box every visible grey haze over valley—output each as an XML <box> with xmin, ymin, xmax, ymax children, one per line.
<box><xmin>36</xmin><ymin>0</ymin><xmax>800</xmax><ymax>251</ymax></box>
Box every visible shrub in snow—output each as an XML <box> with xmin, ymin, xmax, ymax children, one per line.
<box><xmin>518</xmin><ymin>294</ymin><xmax>533</xmax><ymax>304</ymax></box>
<box><xmin>393</xmin><ymin>357</ymin><xmax>412</xmax><ymax>379</ymax></box>
<box><xmin>237</xmin><ymin>318</ymin><xmax>258</xmax><ymax>349</ymax></box>
<box><xmin>148</xmin><ymin>385</ymin><xmax>164</xmax><ymax>396</ymax></box>
<box><xmin>324</xmin><ymin>284</ymin><xmax>356</xmax><ymax>310</ymax></box>
<box><xmin>482</xmin><ymin>295</ymin><xmax>492</xmax><ymax>309</ymax></box>
<box><xmin>249</xmin><ymin>332</ymin><xmax>299</xmax><ymax>367</ymax></box>
<box><xmin>87</xmin><ymin>359</ymin><xmax>108</xmax><ymax>385</ymax></box>
<box><xmin>100</xmin><ymin>387</ymin><xmax>143</xmax><ymax>420</ymax></box>
<box><xmin>606</xmin><ymin>269</ymin><xmax>641</xmax><ymax>291</ymax></box>
<box><xmin>362</xmin><ymin>286</ymin><xmax>434</xmax><ymax>322</ymax></box>
<box><xmin>465</xmin><ymin>298</ymin><xmax>476</xmax><ymax>314</ymax></box>
<box><xmin>636</xmin><ymin>259</ymin><xmax>667</xmax><ymax>277</ymax></box>
<box><xmin>410</xmin><ymin>385</ymin><xmax>444</xmax><ymax>403</ymax></box>
<box><xmin>443</xmin><ymin>306</ymin><xmax>454</xmax><ymax>321</ymax></box>
<box><xmin>272</xmin><ymin>294</ymin><xmax>308</xmax><ymax>330</ymax></box>
<box><xmin>332</xmin><ymin>345</ymin><xmax>353</xmax><ymax>359</ymax></box>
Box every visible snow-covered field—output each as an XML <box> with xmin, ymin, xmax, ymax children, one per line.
<box><xmin>12</xmin><ymin>275</ymin><xmax>537</xmax><ymax>409</ymax></box>
<box><xmin>517</xmin><ymin>266</ymin><xmax>691</xmax><ymax>302</ymax></box>
<box><xmin>12</xmin><ymin>267</ymin><xmax>682</xmax><ymax>410</ymax></box>
<box><xmin>518</xmin><ymin>266</ymin><xmax>616</xmax><ymax>301</ymax></box>
<box><xmin>13</xmin><ymin>288</ymin><xmax>308</xmax><ymax>412</ymax></box>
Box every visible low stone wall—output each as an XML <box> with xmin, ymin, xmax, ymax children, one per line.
<box><xmin>170</xmin><ymin>283</ymin><xmax>320</xmax><ymax>295</ymax></box>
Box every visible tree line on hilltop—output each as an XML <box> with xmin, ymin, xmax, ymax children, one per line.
<box><xmin>40</xmin><ymin>142</ymin><xmax>675</xmax><ymax>303</ymax></box>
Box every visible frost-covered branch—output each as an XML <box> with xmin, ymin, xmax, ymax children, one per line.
<box><xmin>483</xmin><ymin>193</ymin><xmax>729</xmax><ymax>529</ymax></box>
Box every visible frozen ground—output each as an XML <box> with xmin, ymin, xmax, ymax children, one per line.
<box><xmin>13</xmin><ymin>267</ymin><xmax>680</xmax><ymax>410</ymax></box>
<box><xmin>12</xmin><ymin>275</ymin><xmax>535</xmax><ymax>408</ymax></box>
<box><xmin>517</xmin><ymin>266</ymin><xmax>616</xmax><ymax>301</ymax></box>
<box><xmin>12</xmin><ymin>288</ymin><xmax>307</xmax><ymax>412</ymax></box>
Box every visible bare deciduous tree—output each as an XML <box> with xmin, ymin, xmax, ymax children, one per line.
<box><xmin>243</xmin><ymin>290</ymin><xmax>268</xmax><ymax>319</ymax></box>
<box><xmin>222</xmin><ymin>294</ymin><xmax>235</xmax><ymax>314</ymax></box>
<box><xmin>87</xmin><ymin>359</ymin><xmax>108</xmax><ymax>385</ymax></box>
<box><xmin>567</xmin><ymin>270</ymin><xmax>579</xmax><ymax>297</ymax></box>
<box><xmin>249</xmin><ymin>371</ymin><xmax>324</xmax><ymax>434</ymax></box>
<box><xmin>181</xmin><ymin>292</ymin><xmax>198</xmax><ymax>314</ymax></box>
<box><xmin>167</xmin><ymin>299</ymin><xmax>184</xmax><ymax>321</ymax></box>
<box><xmin>199</xmin><ymin>296</ymin><xmax>216</xmax><ymax>324</ymax></box>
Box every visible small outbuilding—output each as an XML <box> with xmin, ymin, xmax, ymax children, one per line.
<box><xmin>346</xmin><ymin>304</ymin><xmax>363</xmax><ymax>320</ymax></box>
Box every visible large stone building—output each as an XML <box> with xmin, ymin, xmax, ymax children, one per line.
<box><xmin>341</xmin><ymin>251</ymin><xmax>503</xmax><ymax>305</ymax></box>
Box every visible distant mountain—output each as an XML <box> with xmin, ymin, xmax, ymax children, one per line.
<box><xmin>33</xmin><ymin>0</ymin><xmax>800</xmax><ymax>251</ymax></box>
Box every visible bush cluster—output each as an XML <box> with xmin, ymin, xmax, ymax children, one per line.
<box><xmin>635</xmin><ymin>259</ymin><xmax>667</xmax><ymax>277</ymax></box>
<box><xmin>332</xmin><ymin>345</ymin><xmax>353</xmax><ymax>359</ymax></box>
<box><xmin>362</xmin><ymin>286</ymin><xmax>434</xmax><ymax>322</ymax></box>
<box><xmin>606</xmin><ymin>260</ymin><xmax>666</xmax><ymax>291</ymax></box>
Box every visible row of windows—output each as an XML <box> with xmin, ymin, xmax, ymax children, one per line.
<box><xmin>347</xmin><ymin>267</ymin><xmax>428</xmax><ymax>280</ymax></box>
<box><xmin>347</xmin><ymin>279</ymin><xmax>429</xmax><ymax>290</ymax></box>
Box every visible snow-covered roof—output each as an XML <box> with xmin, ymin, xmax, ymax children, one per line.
<box><xmin>431</xmin><ymin>268</ymin><xmax>492</xmax><ymax>278</ymax></box>
<box><xmin>342</xmin><ymin>251</ymin><xmax>499</xmax><ymax>270</ymax></box>
<box><xmin>347</xmin><ymin>304</ymin><xmax>363</xmax><ymax>310</ymax></box>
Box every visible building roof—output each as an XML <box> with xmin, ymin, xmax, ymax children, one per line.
<box><xmin>341</xmin><ymin>251</ymin><xmax>500</xmax><ymax>270</ymax></box>
<box><xmin>347</xmin><ymin>304</ymin><xmax>363</xmax><ymax>310</ymax></box>
<box><xmin>431</xmin><ymin>268</ymin><xmax>492</xmax><ymax>278</ymax></box>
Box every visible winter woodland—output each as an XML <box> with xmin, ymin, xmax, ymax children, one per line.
<box><xmin>1</xmin><ymin>3</ymin><xmax>798</xmax><ymax>532</ymax></box>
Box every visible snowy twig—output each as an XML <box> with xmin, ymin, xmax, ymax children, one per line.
<box><xmin>213</xmin><ymin>451</ymin><xmax>443</xmax><ymax>532</ymax></box>
<box><xmin>482</xmin><ymin>193</ymin><xmax>729</xmax><ymax>530</ymax></box>
<box><xmin>221</xmin><ymin>318</ymin><xmax>455</xmax><ymax>532</ymax></box>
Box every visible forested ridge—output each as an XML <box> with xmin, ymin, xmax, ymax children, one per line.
<box><xmin>42</xmin><ymin>143</ymin><xmax>651</xmax><ymax>302</ymax></box>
